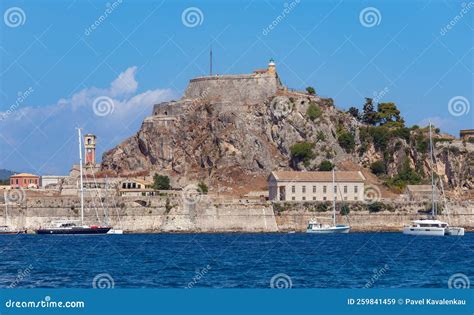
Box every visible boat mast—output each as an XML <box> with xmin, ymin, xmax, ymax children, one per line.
<box><xmin>77</xmin><ymin>128</ymin><xmax>84</xmax><ymax>225</ymax></box>
<box><xmin>429</xmin><ymin>122</ymin><xmax>436</xmax><ymax>218</ymax></box>
<box><xmin>4</xmin><ymin>193</ymin><xmax>8</xmax><ymax>225</ymax></box>
<box><xmin>332</xmin><ymin>168</ymin><xmax>336</xmax><ymax>226</ymax></box>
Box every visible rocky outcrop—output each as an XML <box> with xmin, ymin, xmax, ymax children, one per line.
<box><xmin>101</xmin><ymin>73</ymin><xmax>473</xmax><ymax>197</ymax></box>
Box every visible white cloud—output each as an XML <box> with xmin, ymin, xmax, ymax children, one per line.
<box><xmin>0</xmin><ymin>66</ymin><xmax>176</xmax><ymax>175</ymax></box>
<box><xmin>109</xmin><ymin>66</ymin><xmax>138</xmax><ymax>97</ymax></box>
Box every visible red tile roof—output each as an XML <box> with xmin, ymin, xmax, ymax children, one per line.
<box><xmin>270</xmin><ymin>171</ymin><xmax>365</xmax><ymax>182</ymax></box>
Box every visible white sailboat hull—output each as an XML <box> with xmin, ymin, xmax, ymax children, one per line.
<box><xmin>307</xmin><ymin>225</ymin><xmax>350</xmax><ymax>234</ymax></box>
<box><xmin>402</xmin><ymin>226</ymin><xmax>445</xmax><ymax>236</ymax></box>
<box><xmin>107</xmin><ymin>229</ymin><xmax>124</xmax><ymax>234</ymax></box>
<box><xmin>445</xmin><ymin>227</ymin><xmax>465</xmax><ymax>236</ymax></box>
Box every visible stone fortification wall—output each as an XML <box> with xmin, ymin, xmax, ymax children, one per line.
<box><xmin>1</xmin><ymin>194</ymin><xmax>473</xmax><ymax>233</ymax></box>
<box><xmin>183</xmin><ymin>73</ymin><xmax>281</xmax><ymax>105</ymax></box>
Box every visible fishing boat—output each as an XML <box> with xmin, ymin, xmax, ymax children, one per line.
<box><xmin>306</xmin><ymin>169</ymin><xmax>351</xmax><ymax>234</ymax></box>
<box><xmin>402</xmin><ymin>122</ymin><xmax>464</xmax><ymax>236</ymax></box>
<box><xmin>35</xmin><ymin>128</ymin><xmax>112</xmax><ymax>235</ymax></box>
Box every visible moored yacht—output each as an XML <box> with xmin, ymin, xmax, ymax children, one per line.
<box><xmin>35</xmin><ymin>128</ymin><xmax>112</xmax><ymax>235</ymax></box>
<box><xmin>1</xmin><ymin>198</ymin><xmax>27</xmax><ymax>234</ymax></box>
<box><xmin>306</xmin><ymin>169</ymin><xmax>351</xmax><ymax>234</ymax></box>
<box><xmin>36</xmin><ymin>220</ymin><xmax>111</xmax><ymax>235</ymax></box>
<box><xmin>402</xmin><ymin>122</ymin><xmax>464</xmax><ymax>237</ymax></box>
<box><xmin>307</xmin><ymin>221</ymin><xmax>350</xmax><ymax>234</ymax></box>
<box><xmin>0</xmin><ymin>225</ymin><xmax>27</xmax><ymax>234</ymax></box>
<box><xmin>402</xmin><ymin>219</ymin><xmax>447</xmax><ymax>236</ymax></box>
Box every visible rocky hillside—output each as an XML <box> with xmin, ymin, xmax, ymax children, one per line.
<box><xmin>101</xmin><ymin>87</ymin><xmax>473</xmax><ymax>198</ymax></box>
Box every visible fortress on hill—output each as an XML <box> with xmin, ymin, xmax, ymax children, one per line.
<box><xmin>151</xmin><ymin>59</ymin><xmax>286</xmax><ymax>118</ymax></box>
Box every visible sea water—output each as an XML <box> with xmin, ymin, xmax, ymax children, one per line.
<box><xmin>0</xmin><ymin>233</ymin><xmax>472</xmax><ymax>288</ymax></box>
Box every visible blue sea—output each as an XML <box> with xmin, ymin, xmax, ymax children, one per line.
<box><xmin>0</xmin><ymin>233</ymin><xmax>472</xmax><ymax>288</ymax></box>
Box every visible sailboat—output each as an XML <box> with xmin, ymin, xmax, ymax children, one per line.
<box><xmin>0</xmin><ymin>197</ymin><xmax>27</xmax><ymax>234</ymax></box>
<box><xmin>306</xmin><ymin>169</ymin><xmax>351</xmax><ymax>234</ymax></box>
<box><xmin>402</xmin><ymin>122</ymin><xmax>464</xmax><ymax>236</ymax></box>
<box><xmin>35</xmin><ymin>128</ymin><xmax>112</xmax><ymax>235</ymax></box>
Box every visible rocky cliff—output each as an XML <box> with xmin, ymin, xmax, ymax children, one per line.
<box><xmin>101</xmin><ymin>70</ymin><xmax>473</xmax><ymax>198</ymax></box>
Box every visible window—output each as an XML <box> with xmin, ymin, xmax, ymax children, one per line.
<box><xmin>344</xmin><ymin>197</ymin><xmax>348</xmax><ymax>201</ymax></box>
<box><xmin>354</xmin><ymin>186</ymin><xmax>358</xmax><ymax>193</ymax></box>
<box><xmin>302</xmin><ymin>197</ymin><xmax>306</xmax><ymax>201</ymax></box>
<box><xmin>292</xmin><ymin>196</ymin><xmax>295</xmax><ymax>201</ymax></box>
<box><xmin>292</xmin><ymin>186</ymin><xmax>295</xmax><ymax>193</ymax></box>
<box><xmin>355</xmin><ymin>196</ymin><xmax>358</xmax><ymax>201</ymax></box>
<box><xmin>323</xmin><ymin>196</ymin><xmax>327</xmax><ymax>201</ymax></box>
<box><xmin>313</xmin><ymin>186</ymin><xmax>316</xmax><ymax>193</ymax></box>
<box><xmin>334</xmin><ymin>185</ymin><xmax>337</xmax><ymax>193</ymax></box>
<box><xmin>312</xmin><ymin>196</ymin><xmax>316</xmax><ymax>200</ymax></box>
<box><xmin>323</xmin><ymin>186</ymin><xmax>327</xmax><ymax>193</ymax></box>
<box><xmin>302</xmin><ymin>186</ymin><xmax>306</xmax><ymax>193</ymax></box>
<box><xmin>344</xmin><ymin>186</ymin><xmax>347</xmax><ymax>193</ymax></box>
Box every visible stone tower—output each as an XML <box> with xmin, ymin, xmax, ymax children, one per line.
<box><xmin>84</xmin><ymin>134</ymin><xmax>96</xmax><ymax>165</ymax></box>
<box><xmin>268</xmin><ymin>58</ymin><xmax>276</xmax><ymax>75</ymax></box>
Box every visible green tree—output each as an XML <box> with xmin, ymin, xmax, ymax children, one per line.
<box><xmin>362</xmin><ymin>98</ymin><xmax>379</xmax><ymax>125</ymax></box>
<box><xmin>368</xmin><ymin>126</ymin><xmax>390</xmax><ymax>151</ymax></box>
<box><xmin>306</xmin><ymin>102</ymin><xmax>322</xmax><ymax>121</ymax></box>
<box><xmin>318</xmin><ymin>160</ymin><xmax>334</xmax><ymax>171</ymax></box>
<box><xmin>338</xmin><ymin>131</ymin><xmax>355</xmax><ymax>153</ymax></box>
<box><xmin>306</xmin><ymin>86</ymin><xmax>316</xmax><ymax>95</ymax></box>
<box><xmin>153</xmin><ymin>174</ymin><xmax>171</xmax><ymax>190</ymax></box>
<box><xmin>290</xmin><ymin>142</ymin><xmax>315</xmax><ymax>165</ymax></box>
<box><xmin>368</xmin><ymin>202</ymin><xmax>384</xmax><ymax>213</ymax></box>
<box><xmin>385</xmin><ymin>158</ymin><xmax>422</xmax><ymax>190</ymax></box>
<box><xmin>347</xmin><ymin>107</ymin><xmax>360</xmax><ymax>119</ymax></box>
<box><xmin>197</xmin><ymin>182</ymin><xmax>208</xmax><ymax>194</ymax></box>
<box><xmin>370</xmin><ymin>160</ymin><xmax>386</xmax><ymax>175</ymax></box>
<box><xmin>340</xmin><ymin>204</ymin><xmax>350</xmax><ymax>216</ymax></box>
<box><xmin>377</xmin><ymin>102</ymin><xmax>404</xmax><ymax>127</ymax></box>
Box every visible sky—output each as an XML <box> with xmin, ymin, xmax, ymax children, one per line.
<box><xmin>0</xmin><ymin>0</ymin><xmax>472</xmax><ymax>175</ymax></box>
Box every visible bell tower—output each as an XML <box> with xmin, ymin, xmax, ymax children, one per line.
<box><xmin>84</xmin><ymin>134</ymin><xmax>96</xmax><ymax>165</ymax></box>
<box><xmin>268</xmin><ymin>58</ymin><xmax>276</xmax><ymax>75</ymax></box>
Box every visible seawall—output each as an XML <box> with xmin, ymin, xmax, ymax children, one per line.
<box><xmin>2</xmin><ymin>195</ymin><xmax>473</xmax><ymax>233</ymax></box>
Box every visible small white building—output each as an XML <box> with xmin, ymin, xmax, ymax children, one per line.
<box><xmin>268</xmin><ymin>171</ymin><xmax>365</xmax><ymax>202</ymax></box>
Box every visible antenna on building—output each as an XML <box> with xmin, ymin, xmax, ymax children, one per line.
<box><xmin>210</xmin><ymin>45</ymin><xmax>213</xmax><ymax>76</ymax></box>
